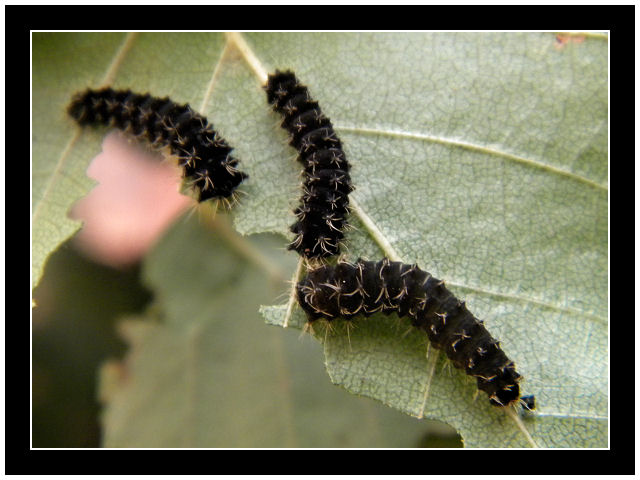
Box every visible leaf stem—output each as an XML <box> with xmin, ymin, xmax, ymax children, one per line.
<box><xmin>418</xmin><ymin>344</ymin><xmax>438</xmax><ymax>419</ymax></box>
<box><xmin>283</xmin><ymin>258</ymin><xmax>305</xmax><ymax>328</ymax></box>
<box><xmin>505</xmin><ymin>406</ymin><xmax>539</xmax><ymax>448</ymax></box>
<box><xmin>226</xmin><ymin>32</ymin><xmax>268</xmax><ymax>85</ymax></box>
<box><xmin>100</xmin><ymin>32</ymin><xmax>138</xmax><ymax>87</ymax></box>
<box><xmin>349</xmin><ymin>197</ymin><xmax>402</xmax><ymax>262</ymax></box>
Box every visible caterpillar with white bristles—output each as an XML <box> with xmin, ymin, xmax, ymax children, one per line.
<box><xmin>297</xmin><ymin>257</ymin><xmax>535</xmax><ymax>410</ymax></box>
<box><xmin>68</xmin><ymin>87</ymin><xmax>248</xmax><ymax>203</ymax></box>
<box><xmin>265</xmin><ymin>70</ymin><xmax>352</xmax><ymax>259</ymax></box>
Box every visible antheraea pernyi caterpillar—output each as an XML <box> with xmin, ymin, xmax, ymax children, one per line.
<box><xmin>297</xmin><ymin>258</ymin><xmax>535</xmax><ymax>409</ymax></box>
<box><xmin>68</xmin><ymin>87</ymin><xmax>248</xmax><ymax>203</ymax></box>
<box><xmin>265</xmin><ymin>70</ymin><xmax>352</xmax><ymax>259</ymax></box>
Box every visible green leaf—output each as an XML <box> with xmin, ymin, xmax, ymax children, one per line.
<box><xmin>33</xmin><ymin>32</ymin><xmax>607</xmax><ymax>447</ymax></box>
<box><xmin>251</xmin><ymin>32</ymin><xmax>608</xmax><ymax>447</ymax></box>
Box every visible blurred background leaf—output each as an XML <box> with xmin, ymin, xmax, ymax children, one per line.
<box><xmin>98</xmin><ymin>215</ymin><xmax>445</xmax><ymax>447</ymax></box>
<box><xmin>32</xmin><ymin>32</ymin><xmax>607</xmax><ymax>447</ymax></box>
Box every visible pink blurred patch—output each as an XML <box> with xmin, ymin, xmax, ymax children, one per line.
<box><xmin>554</xmin><ymin>34</ymin><xmax>586</xmax><ymax>50</ymax></box>
<box><xmin>70</xmin><ymin>131</ymin><xmax>192</xmax><ymax>268</ymax></box>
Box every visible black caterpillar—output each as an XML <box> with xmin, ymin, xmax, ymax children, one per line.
<box><xmin>265</xmin><ymin>70</ymin><xmax>352</xmax><ymax>259</ymax></box>
<box><xmin>297</xmin><ymin>258</ymin><xmax>534</xmax><ymax>409</ymax></box>
<box><xmin>68</xmin><ymin>87</ymin><xmax>248</xmax><ymax>202</ymax></box>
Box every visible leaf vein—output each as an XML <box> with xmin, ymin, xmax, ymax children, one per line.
<box><xmin>338</xmin><ymin>125</ymin><xmax>607</xmax><ymax>191</ymax></box>
<box><xmin>33</xmin><ymin>32</ymin><xmax>138</xmax><ymax>227</ymax></box>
